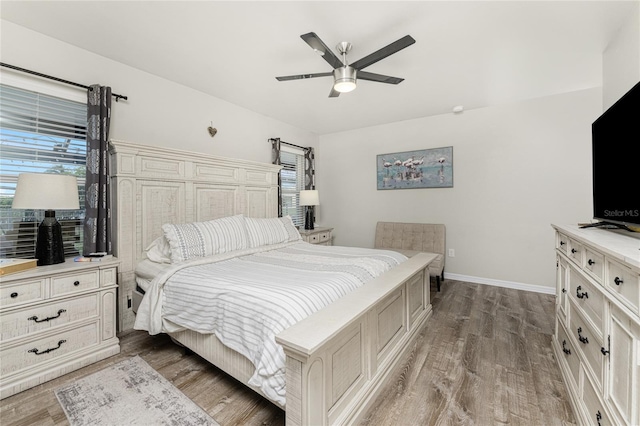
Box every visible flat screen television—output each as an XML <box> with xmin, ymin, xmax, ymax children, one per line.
<box><xmin>588</xmin><ymin>80</ymin><xmax>640</xmax><ymax>231</ymax></box>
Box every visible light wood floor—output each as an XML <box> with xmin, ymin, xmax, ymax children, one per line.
<box><xmin>0</xmin><ymin>280</ymin><xmax>575</xmax><ymax>426</ymax></box>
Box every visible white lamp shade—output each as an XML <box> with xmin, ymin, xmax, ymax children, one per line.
<box><xmin>12</xmin><ymin>173</ymin><xmax>80</xmax><ymax>210</ymax></box>
<box><xmin>299</xmin><ymin>190</ymin><xmax>320</xmax><ymax>206</ymax></box>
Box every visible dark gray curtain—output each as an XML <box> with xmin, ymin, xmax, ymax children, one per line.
<box><xmin>83</xmin><ymin>85</ymin><xmax>111</xmax><ymax>255</ymax></box>
<box><xmin>304</xmin><ymin>147</ymin><xmax>315</xmax><ymax>190</ymax></box>
<box><xmin>304</xmin><ymin>147</ymin><xmax>316</xmax><ymax>222</ymax></box>
<box><xmin>271</xmin><ymin>138</ymin><xmax>283</xmax><ymax>217</ymax></box>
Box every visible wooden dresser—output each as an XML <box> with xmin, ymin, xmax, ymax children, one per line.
<box><xmin>299</xmin><ymin>227</ymin><xmax>333</xmax><ymax>246</ymax></box>
<box><xmin>0</xmin><ymin>259</ymin><xmax>120</xmax><ymax>399</ymax></box>
<box><xmin>552</xmin><ymin>224</ymin><xmax>640</xmax><ymax>425</ymax></box>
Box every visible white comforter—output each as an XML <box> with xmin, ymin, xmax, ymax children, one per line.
<box><xmin>134</xmin><ymin>241</ymin><xmax>407</xmax><ymax>406</ymax></box>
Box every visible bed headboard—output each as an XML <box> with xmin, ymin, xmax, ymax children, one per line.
<box><xmin>109</xmin><ymin>139</ymin><xmax>281</xmax><ymax>331</ymax></box>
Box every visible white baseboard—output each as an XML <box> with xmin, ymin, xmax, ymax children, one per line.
<box><xmin>443</xmin><ymin>273</ymin><xmax>555</xmax><ymax>295</ymax></box>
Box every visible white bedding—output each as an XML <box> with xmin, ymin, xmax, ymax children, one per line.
<box><xmin>135</xmin><ymin>259</ymin><xmax>170</xmax><ymax>292</ymax></box>
<box><xmin>134</xmin><ymin>241</ymin><xmax>407</xmax><ymax>406</ymax></box>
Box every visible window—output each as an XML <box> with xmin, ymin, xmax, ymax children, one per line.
<box><xmin>0</xmin><ymin>84</ymin><xmax>86</xmax><ymax>259</ymax></box>
<box><xmin>280</xmin><ymin>146</ymin><xmax>306</xmax><ymax>227</ymax></box>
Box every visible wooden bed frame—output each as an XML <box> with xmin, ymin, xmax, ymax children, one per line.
<box><xmin>109</xmin><ymin>140</ymin><xmax>435</xmax><ymax>425</ymax></box>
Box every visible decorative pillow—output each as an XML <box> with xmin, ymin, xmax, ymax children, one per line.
<box><xmin>145</xmin><ymin>236</ymin><xmax>172</xmax><ymax>264</ymax></box>
<box><xmin>245</xmin><ymin>216</ymin><xmax>301</xmax><ymax>248</ymax></box>
<box><xmin>162</xmin><ymin>214</ymin><xmax>248</xmax><ymax>263</ymax></box>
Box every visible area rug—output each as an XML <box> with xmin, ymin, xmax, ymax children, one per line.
<box><xmin>55</xmin><ymin>356</ymin><xmax>218</xmax><ymax>426</ymax></box>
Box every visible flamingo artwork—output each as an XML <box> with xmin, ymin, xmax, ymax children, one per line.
<box><xmin>377</xmin><ymin>147</ymin><xmax>453</xmax><ymax>190</ymax></box>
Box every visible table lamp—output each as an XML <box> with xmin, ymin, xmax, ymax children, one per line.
<box><xmin>12</xmin><ymin>173</ymin><xmax>80</xmax><ymax>265</ymax></box>
<box><xmin>299</xmin><ymin>190</ymin><xmax>319</xmax><ymax>230</ymax></box>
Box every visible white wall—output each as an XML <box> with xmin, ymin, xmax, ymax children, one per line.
<box><xmin>0</xmin><ymin>20</ymin><xmax>318</xmax><ymax>163</ymax></box>
<box><xmin>317</xmin><ymin>88</ymin><xmax>601</xmax><ymax>292</ymax></box>
<box><xmin>602</xmin><ymin>6</ymin><xmax>640</xmax><ymax>109</ymax></box>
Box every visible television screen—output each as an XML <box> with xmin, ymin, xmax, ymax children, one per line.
<box><xmin>591</xmin><ymin>81</ymin><xmax>640</xmax><ymax>229</ymax></box>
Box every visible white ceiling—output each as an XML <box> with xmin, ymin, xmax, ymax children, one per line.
<box><xmin>1</xmin><ymin>1</ymin><xmax>635</xmax><ymax>135</ymax></box>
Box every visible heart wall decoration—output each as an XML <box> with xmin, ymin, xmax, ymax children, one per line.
<box><xmin>207</xmin><ymin>126</ymin><xmax>217</xmax><ymax>138</ymax></box>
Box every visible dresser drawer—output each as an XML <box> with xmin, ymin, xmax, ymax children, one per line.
<box><xmin>569</xmin><ymin>302</ymin><xmax>603</xmax><ymax>390</ymax></box>
<box><xmin>51</xmin><ymin>271</ymin><xmax>99</xmax><ymax>297</ymax></box>
<box><xmin>556</xmin><ymin>320</ymin><xmax>580</xmax><ymax>389</ymax></box>
<box><xmin>1</xmin><ymin>294</ymin><xmax>99</xmax><ymax>342</ymax></box>
<box><xmin>582</xmin><ymin>367</ymin><xmax>614</xmax><ymax>426</ymax></box>
<box><xmin>569</xmin><ymin>268</ymin><xmax>604</xmax><ymax>336</ymax></box>
<box><xmin>606</xmin><ymin>259</ymin><xmax>640</xmax><ymax>314</ymax></box>
<box><xmin>557</xmin><ymin>232</ymin><xmax>570</xmax><ymax>256</ymax></box>
<box><xmin>583</xmin><ymin>246</ymin><xmax>604</xmax><ymax>284</ymax></box>
<box><xmin>0</xmin><ymin>279</ymin><xmax>46</xmax><ymax>308</ymax></box>
<box><xmin>1</xmin><ymin>322</ymin><xmax>99</xmax><ymax>377</ymax></box>
<box><xmin>568</xmin><ymin>238</ymin><xmax>584</xmax><ymax>265</ymax></box>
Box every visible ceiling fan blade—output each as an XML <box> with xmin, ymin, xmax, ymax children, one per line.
<box><xmin>328</xmin><ymin>87</ymin><xmax>340</xmax><ymax>98</ymax></box>
<box><xmin>276</xmin><ymin>72</ymin><xmax>333</xmax><ymax>81</ymax></box>
<box><xmin>357</xmin><ymin>71</ymin><xmax>404</xmax><ymax>84</ymax></box>
<box><xmin>300</xmin><ymin>32</ymin><xmax>344</xmax><ymax>69</ymax></box>
<box><xmin>350</xmin><ymin>35</ymin><xmax>416</xmax><ymax>71</ymax></box>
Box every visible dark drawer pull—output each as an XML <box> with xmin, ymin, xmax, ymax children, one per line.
<box><xmin>588</xmin><ymin>259</ymin><xmax>595</xmax><ymax>266</ymax></box>
<box><xmin>73</xmin><ymin>281</ymin><xmax>80</xmax><ymax>286</ymax></box>
<box><xmin>28</xmin><ymin>309</ymin><xmax>66</xmax><ymax>323</ymax></box>
<box><xmin>577</xmin><ymin>327</ymin><xmax>589</xmax><ymax>344</ymax></box>
<box><xmin>562</xmin><ymin>288</ymin><xmax>567</xmax><ymax>293</ymax></box>
<box><xmin>562</xmin><ymin>340</ymin><xmax>571</xmax><ymax>355</ymax></box>
<box><xmin>10</xmin><ymin>292</ymin><xmax>18</xmax><ymax>298</ymax></box>
<box><xmin>596</xmin><ymin>410</ymin><xmax>602</xmax><ymax>426</ymax></box>
<box><xmin>601</xmin><ymin>336</ymin><xmax>610</xmax><ymax>356</ymax></box>
<box><xmin>571</xmin><ymin>248</ymin><xmax>578</xmax><ymax>254</ymax></box>
<box><xmin>614</xmin><ymin>277</ymin><xmax>623</xmax><ymax>285</ymax></box>
<box><xmin>576</xmin><ymin>285</ymin><xmax>589</xmax><ymax>299</ymax></box>
<box><xmin>560</xmin><ymin>241</ymin><xmax>566</xmax><ymax>246</ymax></box>
<box><xmin>28</xmin><ymin>339</ymin><xmax>66</xmax><ymax>356</ymax></box>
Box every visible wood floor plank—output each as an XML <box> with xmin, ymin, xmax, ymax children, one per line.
<box><xmin>0</xmin><ymin>280</ymin><xmax>575</xmax><ymax>426</ymax></box>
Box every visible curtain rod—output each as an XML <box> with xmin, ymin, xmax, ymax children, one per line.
<box><xmin>268</xmin><ymin>138</ymin><xmax>309</xmax><ymax>151</ymax></box>
<box><xmin>0</xmin><ymin>62</ymin><xmax>128</xmax><ymax>102</ymax></box>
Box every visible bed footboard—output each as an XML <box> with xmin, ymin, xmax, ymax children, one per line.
<box><xmin>276</xmin><ymin>253</ymin><xmax>435</xmax><ymax>425</ymax></box>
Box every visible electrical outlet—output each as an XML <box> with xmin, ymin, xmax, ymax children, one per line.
<box><xmin>448</xmin><ymin>249</ymin><xmax>455</xmax><ymax>257</ymax></box>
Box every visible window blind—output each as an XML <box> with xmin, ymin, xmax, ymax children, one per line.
<box><xmin>280</xmin><ymin>149</ymin><xmax>305</xmax><ymax>227</ymax></box>
<box><xmin>0</xmin><ymin>84</ymin><xmax>86</xmax><ymax>259</ymax></box>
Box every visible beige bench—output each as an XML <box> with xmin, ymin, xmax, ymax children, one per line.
<box><xmin>374</xmin><ymin>222</ymin><xmax>446</xmax><ymax>291</ymax></box>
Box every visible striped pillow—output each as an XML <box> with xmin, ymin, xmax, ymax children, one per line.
<box><xmin>245</xmin><ymin>216</ymin><xmax>301</xmax><ymax>248</ymax></box>
<box><xmin>162</xmin><ymin>215</ymin><xmax>249</xmax><ymax>263</ymax></box>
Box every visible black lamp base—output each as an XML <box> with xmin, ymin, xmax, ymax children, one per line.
<box><xmin>36</xmin><ymin>210</ymin><xmax>65</xmax><ymax>266</ymax></box>
<box><xmin>304</xmin><ymin>206</ymin><xmax>314</xmax><ymax>230</ymax></box>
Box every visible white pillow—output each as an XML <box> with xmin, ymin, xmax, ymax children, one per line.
<box><xmin>145</xmin><ymin>236</ymin><xmax>172</xmax><ymax>264</ymax></box>
<box><xmin>162</xmin><ymin>214</ymin><xmax>249</xmax><ymax>263</ymax></box>
<box><xmin>245</xmin><ymin>216</ymin><xmax>301</xmax><ymax>248</ymax></box>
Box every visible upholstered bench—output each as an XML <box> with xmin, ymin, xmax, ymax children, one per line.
<box><xmin>374</xmin><ymin>222</ymin><xmax>446</xmax><ymax>291</ymax></box>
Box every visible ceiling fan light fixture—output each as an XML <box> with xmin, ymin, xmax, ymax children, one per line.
<box><xmin>333</xmin><ymin>66</ymin><xmax>357</xmax><ymax>93</ymax></box>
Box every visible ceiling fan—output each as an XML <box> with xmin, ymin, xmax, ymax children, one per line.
<box><xmin>276</xmin><ymin>32</ymin><xmax>416</xmax><ymax>97</ymax></box>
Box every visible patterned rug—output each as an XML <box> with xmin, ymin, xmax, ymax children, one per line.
<box><xmin>55</xmin><ymin>356</ymin><xmax>218</xmax><ymax>426</ymax></box>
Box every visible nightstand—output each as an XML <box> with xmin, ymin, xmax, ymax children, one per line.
<box><xmin>0</xmin><ymin>258</ymin><xmax>120</xmax><ymax>399</ymax></box>
<box><xmin>300</xmin><ymin>227</ymin><xmax>333</xmax><ymax>246</ymax></box>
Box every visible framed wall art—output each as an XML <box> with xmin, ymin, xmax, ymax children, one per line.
<box><xmin>377</xmin><ymin>146</ymin><xmax>453</xmax><ymax>190</ymax></box>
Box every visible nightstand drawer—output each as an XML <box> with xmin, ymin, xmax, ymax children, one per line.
<box><xmin>51</xmin><ymin>271</ymin><xmax>99</xmax><ymax>297</ymax></box>
<box><xmin>309</xmin><ymin>232</ymin><xmax>331</xmax><ymax>244</ymax></box>
<box><xmin>1</xmin><ymin>322</ymin><xmax>99</xmax><ymax>377</ymax></box>
<box><xmin>1</xmin><ymin>294</ymin><xmax>99</xmax><ymax>342</ymax></box>
<box><xmin>0</xmin><ymin>279</ymin><xmax>45</xmax><ymax>308</ymax></box>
